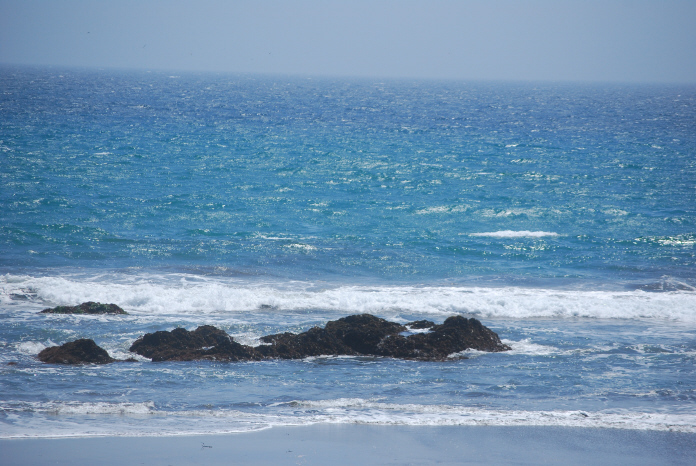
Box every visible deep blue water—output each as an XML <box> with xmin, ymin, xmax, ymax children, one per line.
<box><xmin>1</xmin><ymin>66</ymin><xmax>695</xmax><ymax>437</ymax></box>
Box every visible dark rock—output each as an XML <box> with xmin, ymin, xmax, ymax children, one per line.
<box><xmin>129</xmin><ymin>314</ymin><xmax>509</xmax><ymax>362</ymax></box>
<box><xmin>38</xmin><ymin>339</ymin><xmax>116</xmax><ymax>364</ymax></box>
<box><xmin>257</xmin><ymin>314</ymin><xmax>406</xmax><ymax>359</ymax></box>
<box><xmin>376</xmin><ymin>315</ymin><xmax>510</xmax><ymax>360</ymax></box>
<box><xmin>41</xmin><ymin>301</ymin><xmax>127</xmax><ymax>315</ymax></box>
<box><xmin>198</xmin><ymin>338</ymin><xmax>260</xmax><ymax>362</ymax></box>
<box><xmin>324</xmin><ymin>314</ymin><xmax>407</xmax><ymax>354</ymax></box>
<box><xmin>257</xmin><ymin>327</ymin><xmax>355</xmax><ymax>359</ymax></box>
<box><xmin>7</xmin><ymin>361</ymin><xmax>18</xmax><ymax>366</ymax></box>
<box><xmin>129</xmin><ymin>325</ymin><xmax>260</xmax><ymax>362</ymax></box>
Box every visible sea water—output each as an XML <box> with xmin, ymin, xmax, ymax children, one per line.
<box><xmin>1</xmin><ymin>66</ymin><xmax>695</xmax><ymax>438</ymax></box>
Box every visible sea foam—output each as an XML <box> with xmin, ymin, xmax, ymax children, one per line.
<box><xmin>2</xmin><ymin>399</ymin><xmax>694</xmax><ymax>438</ymax></box>
<box><xmin>2</xmin><ymin>273</ymin><xmax>696</xmax><ymax>322</ymax></box>
<box><xmin>469</xmin><ymin>230</ymin><xmax>559</xmax><ymax>238</ymax></box>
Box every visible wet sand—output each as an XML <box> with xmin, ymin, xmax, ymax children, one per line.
<box><xmin>2</xmin><ymin>425</ymin><xmax>695</xmax><ymax>465</ymax></box>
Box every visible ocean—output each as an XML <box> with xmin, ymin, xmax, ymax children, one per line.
<box><xmin>1</xmin><ymin>66</ymin><xmax>695</xmax><ymax>438</ymax></box>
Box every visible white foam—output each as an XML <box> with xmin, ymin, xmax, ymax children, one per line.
<box><xmin>504</xmin><ymin>339</ymin><xmax>559</xmax><ymax>355</ymax></box>
<box><xmin>3</xmin><ymin>399</ymin><xmax>694</xmax><ymax>438</ymax></box>
<box><xmin>15</xmin><ymin>341</ymin><xmax>49</xmax><ymax>355</ymax></box>
<box><xmin>603</xmin><ymin>208</ymin><xmax>629</xmax><ymax>216</ymax></box>
<box><xmin>38</xmin><ymin>401</ymin><xmax>156</xmax><ymax>415</ymax></box>
<box><xmin>284</xmin><ymin>243</ymin><xmax>317</xmax><ymax>251</ymax></box>
<box><xmin>287</xmin><ymin>399</ymin><xmax>696</xmax><ymax>432</ymax></box>
<box><xmin>2</xmin><ymin>273</ymin><xmax>696</xmax><ymax>322</ymax></box>
<box><xmin>447</xmin><ymin>348</ymin><xmax>487</xmax><ymax>359</ymax></box>
<box><xmin>415</xmin><ymin>205</ymin><xmax>469</xmax><ymax>215</ymax></box>
<box><xmin>658</xmin><ymin>238</ymin><xmax>696</xmax><ymax>247</ymax></box>
<box><xmin>479</xmin><ymin>208</ymin><xmax>543</xmax><ymax>218</ymax></box>
<box><xmin>469</xmin><ymin>230</ymin><xmax>559</xmax><ymax>238</ymax></box>
<box><xmin>401</xmin><ymin>327</ymin><xmax>432</xmax><ymax>336</ymax></box>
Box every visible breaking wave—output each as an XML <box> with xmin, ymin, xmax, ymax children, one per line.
<box><xmin>2</xmin><ymin>399</ymin><xmax>694</xmax><ymax>438</ymax></box>
<box><xmin>2</xmin><ymin>273</ymin><xmax>695</xmax><ymax>322</ymax></box>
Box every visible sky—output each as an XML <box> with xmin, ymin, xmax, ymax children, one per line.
<box><xmin>1</xmin><ymin>0</ymin><xmax>695</xmax><ymax>83</ymax></box>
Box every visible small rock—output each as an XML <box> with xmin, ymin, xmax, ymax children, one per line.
<box><xmin>38</xmin><ymin>339</ymin><xmax>116</xmax><ymax>364</ymax></box>
<box><xmin>40</xmin><ymin>302</ymin><xmax>127</xmax><ymax>315</ymax></box>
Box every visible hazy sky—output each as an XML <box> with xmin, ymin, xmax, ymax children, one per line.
<box><xmin>1</xmin><ymin>0</ymin><xmax>695</xmax><ymax>83</ymax></box>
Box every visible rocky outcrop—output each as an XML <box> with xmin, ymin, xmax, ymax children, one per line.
<box><xmin>129</xmin><ymin>325</ymin><xmax>260</xmax><ymax>362</ymax></box>
<box><xmin>376</xmin><ymin>316</ymin><xmax>510</xmax><ymax>360</ymax></box>
<box><xmin>257</xmin><ymin>314</ymin><xmax>407</xmax><ymax>359</ymax></box>
<box><xmin>40</xmin><ymin>302</ymin><xmax>127</xmax><ymax>315</ymax></box>
<box><xmin>129</xmin><ymin>314</ymin><xmax>510</xmax><ymax>362</ymax></box>
<box><xmin>38</xmin><ymin>339</ymin><xmax>116</xmax><ymax>364</ymax></box>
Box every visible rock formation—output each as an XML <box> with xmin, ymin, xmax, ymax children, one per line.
<box><xmin>38</xmin><ymin>339</ymin><xmax>116</xmax><ymax>364</ymax></box>
<box><xmin>375</xmin><ymin>315</ymin><xmax>509</xmax><ymax>360</ymax></box>
<box><xmin>40</xmin><ymin>301</ymin><xmax>127</xmax><ymax>315</ymax></box>
<box><xmin>129</xmin><ymin>314</ymin><xmax>510</xmax><ymax>362</ymax></box>
<box><xmin>129</xmin><ymin>325</ymin><xmax>258</xmax><ymax>362</ymax></box>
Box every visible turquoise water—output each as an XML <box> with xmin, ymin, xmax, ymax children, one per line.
<box><xmin>1</xmin><ymin>66</ymin><xmax>695</xmax><ymax>437</ymax></box>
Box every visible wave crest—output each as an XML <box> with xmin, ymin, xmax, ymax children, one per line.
<box><xmin>2</xmin><ymin>273</ymin><xmax>695</xmax><ymax>321</ymax></box>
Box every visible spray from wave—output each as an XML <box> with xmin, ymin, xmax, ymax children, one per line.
<box><xmin>2</xmin><ymin>273</ymin><xmax>695</xmax><ymax>321</ymax></box>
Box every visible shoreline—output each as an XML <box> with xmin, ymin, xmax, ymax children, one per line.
<box><xmin>2</xmin><ymin>425</ymin><xmax>695</xmax><ymax>465</ymax></box>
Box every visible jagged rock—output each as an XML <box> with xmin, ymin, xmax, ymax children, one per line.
<box><xmin>40</xmin><ymin>302</ymin><xmax>127</xmax><ymax>315</ymax></box>
<box><xmin>129</xmin><ymin>325</ymin><xmax>260</xmax><ymax>362</ymax></box>
<box><xmin>130</xmin><ymin>315</ymin><xmax>509</xmax><ymax>362</ymax></box>
<box><xmin>258</xmin><ymin>314</ymin><xmax>407</xmax><ymax>358</ymax></box>
<box><xmin>376</xmin><ymin>316</ymin><xmax>510</xmax><ymax>360</ymax></box>
<box><xmin>38</xmin><ymin>339</ymin><xmax>116</xmax><ymax>364</ymax></box>
<box><xmin>326</xmin><ymin>314</ymin><xmax>407</xmax><ymax>354</ymax></box>
<box><xmin>258</xmin><ymin>327</ymin><xmax>355</xmax><ymax>359</ymax></box>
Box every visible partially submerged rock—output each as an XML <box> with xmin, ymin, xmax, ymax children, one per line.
<box><xmin>129</xmin><ymin>325</ymin><xmax>258</xmax><ymax>362</ymax></box>
<box><xmin>258</xmin><ymin>314</ymin><xmax>407</xmax><ymax>359</ymax></box>
<box><xmin>38</xmin><ymin>339</ymin><xmax>116</xmax><ymax>364</ymax></box>
<box><xmin>129</xmin><ymin>314</ymin><xmax>510</xmax><ymax>362</ymax></box>
<box><xmin>376</xmin><ymin>316</ymin><xmax>510</xmax><ymax>360</ymax></box>
<box><xmin>41</xmin><ymin>302</ymin><xmax>127</xmax><ymax>315</ymax></box>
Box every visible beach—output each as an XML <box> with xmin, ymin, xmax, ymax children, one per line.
<box><xmin>3</xmin><ymin>425</ymin><xmax>695</xmax><ymax>465</ymax></box>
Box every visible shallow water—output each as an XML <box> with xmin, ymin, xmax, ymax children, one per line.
<box><xmin>1</xmin><ymin>67</ymin><xmax>695</xmax><ymax>437</ymax></box>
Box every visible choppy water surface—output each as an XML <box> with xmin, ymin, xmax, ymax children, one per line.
<box><xmin>1</xmin><ymin>67</ymin><xmax>695</xmax><ymax>437</ymax></box>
